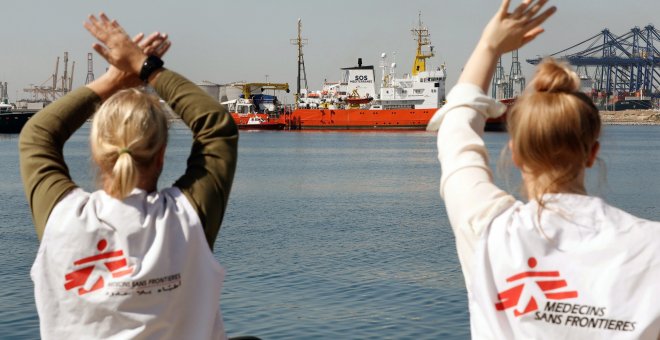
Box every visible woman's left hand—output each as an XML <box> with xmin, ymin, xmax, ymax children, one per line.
<box><xmin>482</xmin><ymin>0</ymin><xmax>556</xmax><ymax>55</ymax></box>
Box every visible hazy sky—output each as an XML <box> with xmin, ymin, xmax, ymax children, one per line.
<box><xmin>2</xmin><ymin>0</ymin><xmax>658</xmax><ymax>103</ymax></box>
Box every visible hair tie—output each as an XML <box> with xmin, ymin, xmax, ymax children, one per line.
<box><xmin>118</xmin><ymin>148</ymin><xmax>132</xmax><ymax>156</ymax></box>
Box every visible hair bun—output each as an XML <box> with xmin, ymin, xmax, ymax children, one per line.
<box><xmin>532</xmin><ymin>58</ymin><xmax>580</xmax><ymax>93</ymax></box>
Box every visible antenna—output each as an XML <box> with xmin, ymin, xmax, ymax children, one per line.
<box><xmin>53</xmin><ymin>56</ymin><xmax>60</xmax><ymax>90</ymax></box>
<box><xmin>290</xmin><ymin>18</ymin><xmax>309</xmax><ymax>106</ymax></box>
<box><xmin>69</xmin><ymin>61</ymin><xmax>75</xmax><ymax>91</ymax></box>
<box><xmin>410</xmin><ymin>12</ymin><xmax>434</xmax><ymax>76</ymax></box>
<box><xmin>85</xmin><ymin>53</ymin><xmax>95</xmax><ymax>85</ymax></box>
<box><xmin>62</xmin><ymin>52</ymin><xmax>69</xmax><ymax>94</ymax></box>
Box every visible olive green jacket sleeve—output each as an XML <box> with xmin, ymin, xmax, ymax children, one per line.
<box><xmin>19</xmin><ymin>87</ymin><xmax>101</xmax><ymax>240</ymax></box>
<box><xmin>19</xmin><ymin>70</ymin><xmax>238</xmax><ymax>250</ymax></box>
<box><xmin>154</xmin><ymin>70</ymin><xmax>238</xmax><ymax>250</ymax></box>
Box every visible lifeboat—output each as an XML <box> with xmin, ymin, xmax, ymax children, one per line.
<box><xmin>344</xmin><ymin>96</ymin><xmax>373</xmax><ymax>105</ymax></box>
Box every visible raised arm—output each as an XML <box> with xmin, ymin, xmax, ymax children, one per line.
<box><xmin>84</xmin><ymin>13</ymin><xmax>238</xmax><ymax>250</ymax></box>
<box><xmin>155</xmin><ymin>71</ymin><xmax>238</xmax><ymax>251</ymax></box>
<box><xmin>426</xmin><ymin>0</ymin><xmax>555</xmax><ymax>285</ymax></box>
<box><xmin>19</xmin><ymin>18</ymin><xmax>170</xmax><ymax>240</ymax></box>
<box><xmin>19</xmin><ymin>86</ymin><xmax>99</xmax><ymax>239</ymax></box>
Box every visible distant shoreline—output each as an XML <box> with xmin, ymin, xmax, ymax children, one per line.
<box><xmin>600</xmin><ymin>110</ymin><xmax>660</xmax><ymax>125</ymax></box>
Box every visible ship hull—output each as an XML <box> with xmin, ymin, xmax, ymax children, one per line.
<box><xmin>484</xmin><ymin>113</ymin><xmax>507</xmax><ymax>132</ymax></box>
<box><xmin>613</xmin><ymin>99</ymin><xmax>652</xmax><ymax>111</ymax></box>
<box><xmin>282</xmin><ymin>108</ymin><xmax>508</xmax><ymax>131</ymax></box>
<box><xmin>237</xmin><ymin>123</ymin><xmax>285</xmax><ymax>130</ymax></box>
<box><xmin>0</xmin><ymin>111</ymin><xmax>35</xmax><ymax>134</ymax></box>
<box><xmin>282</xmin><ymin>108</ymin><xmax>437</xmax><ymax>130</ymax></box>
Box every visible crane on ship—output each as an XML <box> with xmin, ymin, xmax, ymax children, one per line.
<box><xmin>526</xmin><ymin>24</ymin><xmax>660</xmax><ymax>103</ymax></box>
<box><xmin>238</xmin><ymin>82</ymin><xmax>290</xmax><ymax>101</ymax></box>
<box><xmin>223</xmin><ymin>82</ymin><xmax>290</xmax><ymax>115</ymax></box>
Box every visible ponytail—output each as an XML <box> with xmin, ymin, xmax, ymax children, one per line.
<box><xmin>108</xmin><ymin>148</ymin><xmax>139</xmax><ymax>199</ymax></box>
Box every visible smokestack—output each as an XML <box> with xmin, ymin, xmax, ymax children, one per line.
<box><xmin>358</xmin><ymin>58</ymin><xmax>362</xmax><ymax>67</ymax></box>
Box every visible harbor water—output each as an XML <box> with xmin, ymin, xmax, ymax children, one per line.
<box><xmin>1</xmin><ymin>123</ymin><xmax>659</xmax><ymax>339</ymax></box>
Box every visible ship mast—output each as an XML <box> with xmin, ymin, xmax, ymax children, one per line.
<box><xmin>411</xmin><ymin>12</ymin><xmax>434</xmax><ymax>76</ymax></box>
<box><xmin>290</xmin><ymin>19</ymin><xmax>308</xmax><ymax>107</ymax></box>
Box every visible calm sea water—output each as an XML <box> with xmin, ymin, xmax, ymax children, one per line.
<box><xmin>1</xmin><ymin>123</ymin><xmax>659</xmax><ymax>339</ymax></box>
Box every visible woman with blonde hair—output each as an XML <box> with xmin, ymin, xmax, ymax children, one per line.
<box><xmin>427</xmin><ymin>0</ymin><xmax>659</xmax><ymax>338</ymax></box>
<box><xmin>20</xmin><ymin>14</ymin><xmax>242</xmax><ymax>339</ymax></box>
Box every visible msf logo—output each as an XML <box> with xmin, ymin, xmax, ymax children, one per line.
<box><xmin>495</xmin><ymin>257</ymin><xmax>578</xmax><ymax>317</ymax></box>
<box><xmin>64</xmin><ymin>239</ymin><xmax>134</xmax><ymax>295</ymax></box>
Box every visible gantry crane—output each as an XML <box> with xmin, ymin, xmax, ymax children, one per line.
<box><xmin>527</xmin><ymin>25</ymin><xmax>660</xmax><ymax>98</ymax></box>
<box><xmin>23</xmin><ymin>52</ymin><xmax>76</xmax><ymax>102</ymax></box>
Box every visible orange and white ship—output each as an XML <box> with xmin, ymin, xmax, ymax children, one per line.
<box><xmin>280</xmin><ymin>14</ymin><xmax>446</xmax><ymax>130</ymax></box>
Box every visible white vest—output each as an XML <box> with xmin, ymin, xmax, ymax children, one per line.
<box><xmin>31</xmin><ymin>187</ymin><xmax>227</xmax><ymax>340</ymax></box>
<box><xmin>469</xmin><ymin>194</ymin><xmax>660</xmax><ymax>339</ymax></box>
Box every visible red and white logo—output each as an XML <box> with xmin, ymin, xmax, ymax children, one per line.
<box><xmin>494</xmin><ymin>257</ymin><xmax>578</xmax><ymax>316</ymax></box>
<box><xmin>64</xmin><ymin>239</ymin><xmax>134</xmax><ymax>295</ymax></box>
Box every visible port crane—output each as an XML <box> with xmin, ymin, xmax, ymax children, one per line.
<box><xmin>23</xmin><ymin>52</ymin><xmax>76</xmax><ymax>102</ymax></box>
<box><xmin>491</xmin><ymin>49</ymin><xmax>525</xmax><ymax>100</ymax></box>
<box><xmin>527</xmin><ymin>24</ymin><xmax>660</xmax><ymax>99</ymax></box>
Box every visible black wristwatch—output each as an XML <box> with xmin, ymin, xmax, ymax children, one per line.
<box><xmin>139</xmin><ymin>55</ymin><xmax>164</xmax><ymax>82</ymax></box>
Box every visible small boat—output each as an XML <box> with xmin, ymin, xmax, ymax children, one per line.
<box><xmin>239</xmin><ymin>116</ymin><xmax>285</xmax><ymax>130</ymax></box>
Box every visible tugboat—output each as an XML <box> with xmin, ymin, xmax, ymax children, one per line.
<box><xmin>242</xmin><ymin>116</ymin><xmax>285</xmax><ymax>130</ymax></box>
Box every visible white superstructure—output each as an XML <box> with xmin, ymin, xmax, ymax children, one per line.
<box><xmin>375</xmin><ymin>52</ymin><xmax>446</xmax><ymax>109</ymax></box>
<box><xmin>296</xmin><ymin>13</ymin><xmax>446</xmax><ymax>111</ymax></box>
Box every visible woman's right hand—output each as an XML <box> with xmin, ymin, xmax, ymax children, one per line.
<box><xmin>481</xmin><ymin>0</ymin><xmax>556</xmax><ymax>55</ymax></box>
<box><xmin>457</xmin><ymin>0</ymin><xmax>556</xmax><ymax>92</ymax></box>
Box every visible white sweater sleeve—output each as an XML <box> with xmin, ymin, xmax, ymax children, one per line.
<box><xmin>428</xmin><ymin>83</ymin><xmax>516</xmax><ymax>287</ymax></box>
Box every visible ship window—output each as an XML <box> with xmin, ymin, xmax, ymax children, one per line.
<box><xmin>414</xmin><ymin>89</ymin><xmax>424</xmax><ymax>94</ymax></box>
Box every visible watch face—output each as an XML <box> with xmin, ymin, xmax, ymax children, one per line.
<box><xmin>140</xmin><ymin>56</ymin><xmax>164</xmax><ymax>81</ymax></box>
